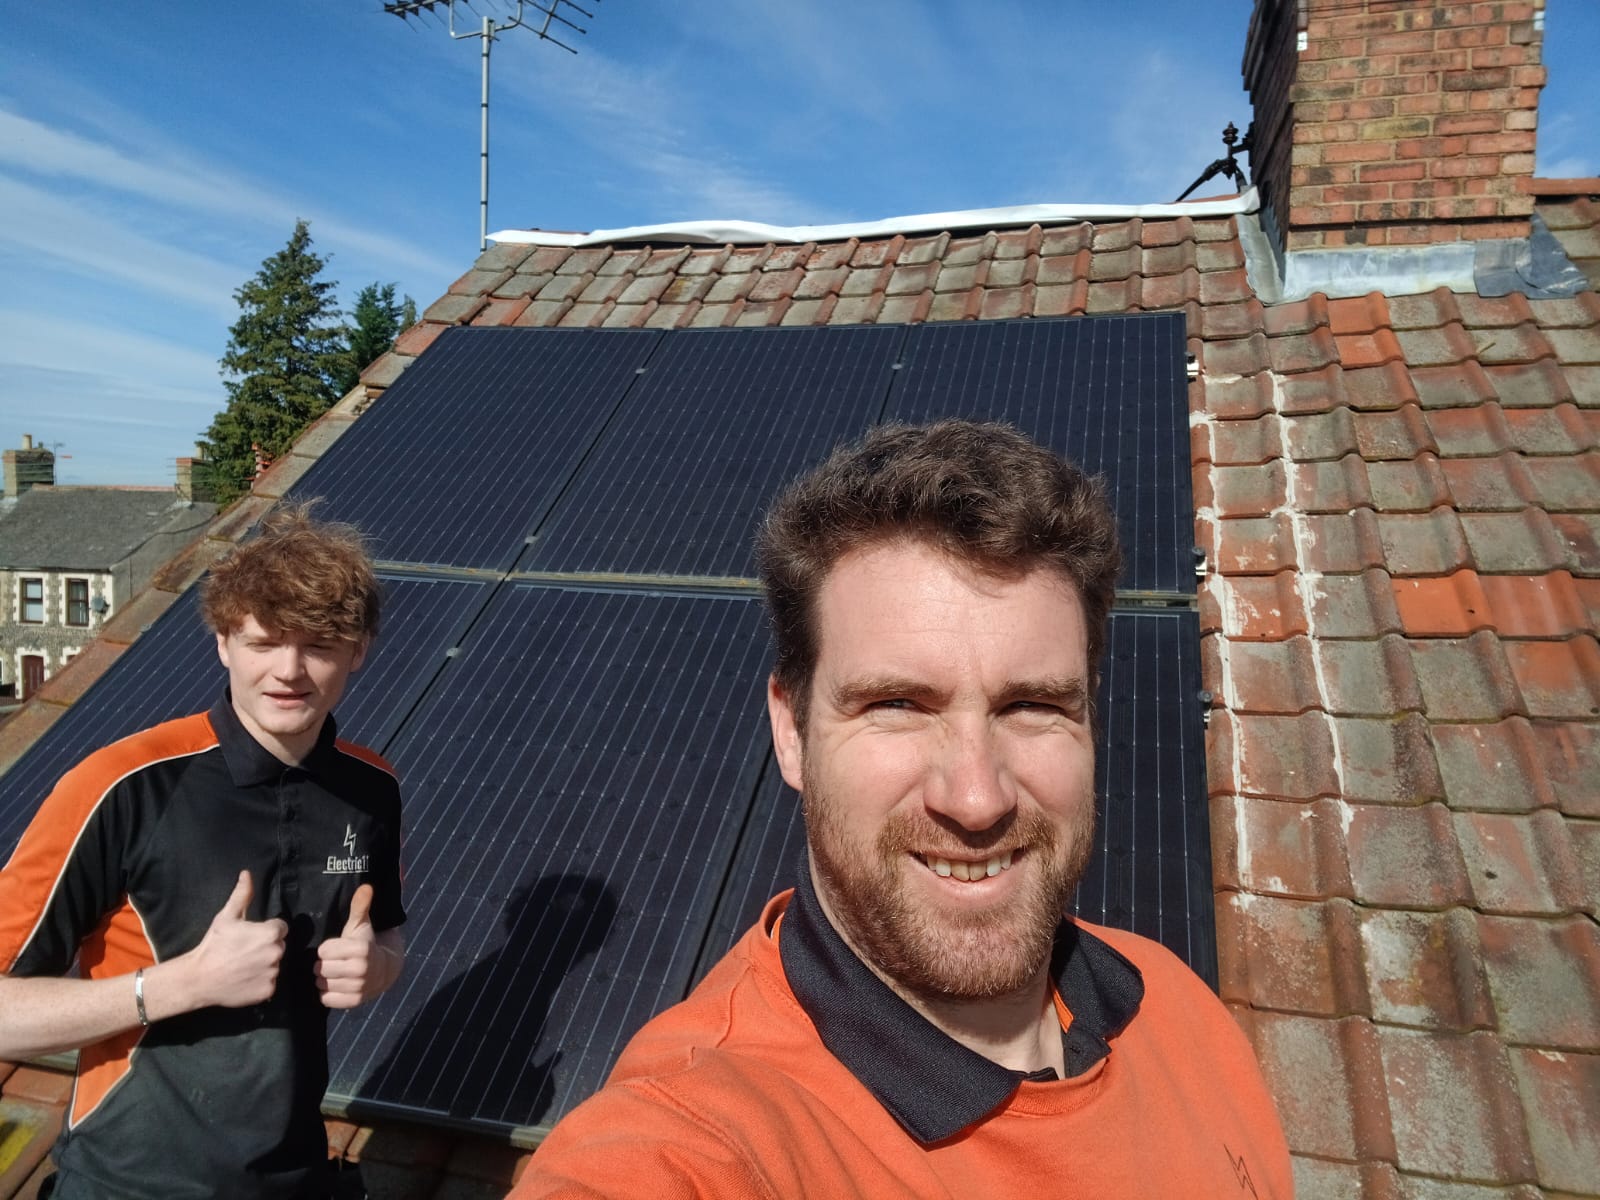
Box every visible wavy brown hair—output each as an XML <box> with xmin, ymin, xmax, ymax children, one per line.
<box><xmin>757</xmin><ymin>420</ymin><xmax>1122</xmax><ymax>729</ymax></box>
<box><xmin>200</xmin><ymin>502</ymin><xmax>381</xmax><ymax>642</ymax></box>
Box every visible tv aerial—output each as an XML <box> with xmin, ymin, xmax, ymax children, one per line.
<box><xmin>384</xmin><ymin>1</ymin><xmax>598</xmax><ymax>250</ymax></box>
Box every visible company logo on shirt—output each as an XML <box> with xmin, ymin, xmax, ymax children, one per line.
<box><xmin>1223</xmin><ymin>1144</ymin><xmax>1260</xmax><ymax>1198</ymax></box>
<box><xmin>325</xmin><ymin>824</ymin><xmax>370</xmax><ymax>874</ymax></box>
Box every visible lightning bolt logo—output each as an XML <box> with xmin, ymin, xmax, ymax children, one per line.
<box><xmin>343</xmin><ymin>824</ymin><xmax>358</xmax><ymax>856</ymax></box>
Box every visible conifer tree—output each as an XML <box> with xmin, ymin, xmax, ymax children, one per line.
<box><xmin>200</xmin><ymin>221</ymin><xmax>346</xmax><ymax>502</ymax></box>
<box><xmin>333</xmin><ymin>282</ymin><xmax>413</xmax><ymax>397</ymax></box>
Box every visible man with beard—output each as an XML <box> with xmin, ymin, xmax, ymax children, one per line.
<box><xmin>512</xmin><ymin>420</ymin><xmax>1292</xmax><ymax>1198</ymax></box>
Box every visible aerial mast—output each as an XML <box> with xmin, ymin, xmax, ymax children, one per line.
<box><xmin>383</xmin><ymin>0</ymin><xmax>597</xmax><ymax>251</ymax></box>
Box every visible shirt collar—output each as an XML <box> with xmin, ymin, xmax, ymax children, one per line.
<box><xmin>778</xmin><ymin>866</ymin><xmax>1145</xmax><ymax>1144</ymax></box>
<box><xmin>209</xmin><ymin>690</ymin><xmax>340</xmax><ymax>786</ymax></box>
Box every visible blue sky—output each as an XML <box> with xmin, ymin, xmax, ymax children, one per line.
<box><xmin>4</xmin><ymin>0</ymin><xmax>1596</xmax><ymax>486</ymax></box>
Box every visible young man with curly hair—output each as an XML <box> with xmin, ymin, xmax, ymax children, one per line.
<box><xmin>0</xmin><ymin>505</ymin><xmax>405</xmax><ymax>1200</ymax></box>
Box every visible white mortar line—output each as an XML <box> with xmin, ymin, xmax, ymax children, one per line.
<box><xmin>1193</xmin><ymin>401</ymin><xmax>1254</xmax><ymax>902</ymax></box>
<box><xmin>1266</xmin><ymin>370</ymin><xmax>1349</xmax><ymax>801</ymax></box>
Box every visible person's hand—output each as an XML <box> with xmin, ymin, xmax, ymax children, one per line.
<box><xmin>315</xmin><ymin>884</ymin><xmax>391</xmax><ymax>1009</ymax></box>
<box><xmin>185</xmin><ymin>870</ymin><xmax>287</xmax><ymax>1008</ymax></box>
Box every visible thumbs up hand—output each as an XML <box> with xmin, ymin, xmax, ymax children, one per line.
<box><xmin>315</xmin><ymin>883</ymin><xmax>403</xmax><ymax>1009</ymax></box>
<box><xmin>185</xmin><ymin>870</ymin><xmax>288</xmax><ymax>1009</ymax></box>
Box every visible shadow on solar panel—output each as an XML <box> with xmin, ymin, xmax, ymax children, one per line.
<box><xmin>357</xmin><ymin>872</ymin><xmax>617</xmax><ymax>1124</ymax></box>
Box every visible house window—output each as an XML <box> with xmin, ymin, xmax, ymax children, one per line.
<box><xmin>20</xmin><ymin>577</ymin><xmax>44</xmax><ymax>623</ymax></box>
<box><xmin>67</xmin><ymin>579</ymin><xmax>90</xmax><ymax>626</ymax></box>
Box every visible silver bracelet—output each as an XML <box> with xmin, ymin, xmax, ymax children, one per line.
<box><xmin>134</xmin><ymin>967</ymin><xmax>150</xmax><ymax>1027</ymax></box>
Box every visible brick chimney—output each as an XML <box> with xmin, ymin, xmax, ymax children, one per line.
<box><xmin>3</xmin><ymin>433</ymin><xmax>55</xmax><ymax>498</ymax></box>
<box><xmin>176</xmin><ymin>445</ymin><xmax>216</xmax><ymax>503</ymax></box>
<box><xmin>1243</xmin><ymin>0</ymin><xmax>1545</xmax><ymax>254</ymax></box>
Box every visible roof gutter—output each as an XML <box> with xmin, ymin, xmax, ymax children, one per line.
<box><xmin>491</xmin><ymin>189</ymin><xmax>1262</xmax><ymax>248</ymax></box>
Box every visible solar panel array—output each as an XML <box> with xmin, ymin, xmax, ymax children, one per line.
<box><xmin>0</xmin><ymin>314</ymin><xmax>1207</xmax><ymax>1142</ymax></box>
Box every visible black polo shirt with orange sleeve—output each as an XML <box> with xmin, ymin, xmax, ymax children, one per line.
<box><xmin>0</xmin><ymin>693</ymin><xmax>404</xmax><ymax>1200</ymax></box>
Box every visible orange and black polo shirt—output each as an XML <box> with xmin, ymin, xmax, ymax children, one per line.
<box><xmin>0</xmin><ymin>694</ymin><xmax>404</xmax><ymax>1200</ymax></box>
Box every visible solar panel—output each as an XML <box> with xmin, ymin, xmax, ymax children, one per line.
<box><xmin>290</xmin><ymin>328</ymin><xmax>661</xmax><ymax>571</ymax></box>
<box><xmin>0</xmin><ymin>577</ymin><xmax>486</xmax><ymax>854</ymax></box>
<box><xmin>2</xmin><ymin>313</ymin><xmax>1208</xmax><ymax>1143</ymax></box>
<box><xmin>0</xmin><ymin>592</ymin><xmax>217</xmax><ymax>849</ymax></box>
<box><xmin>885</xmin><ymin>314</ymin><xmax>1192</xmax><ymax>593</ymax></box>
<box><xmin>326</xmin><ymin>584</ymin><xmax>774</xmax><ymax>1133</ymax></box>
<box><xmin>1076</xmin><ymin>607</ymin><xmax>1215</xmax><ymax>985</ymax></box>
<box><xmin>525</xmin><ymin>325</ymin><xmax>904</xmax><ymax>578</ymax></box>
<box><xmin>696</xmin><ymin>608</ymin><xmax>1215</xmax><ymax>986</ymax></box>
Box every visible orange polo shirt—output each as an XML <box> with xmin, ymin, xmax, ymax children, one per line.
<box><xmin>515</xmin><ymin>877</ymin><xmax>1292</xmax><ymax>1199</ymax></box>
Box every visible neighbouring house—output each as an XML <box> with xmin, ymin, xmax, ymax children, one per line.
<box><xmin>0</xmin><ymin>436</ymin><xmax>216</xmax><ymax>707</ymax></box>
<box><xmin>1</xmin><ymin>1</ymin><xmax>1596</xmax><ymax>1198</ymax></box>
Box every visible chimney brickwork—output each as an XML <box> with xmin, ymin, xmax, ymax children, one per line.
<box><xmin>3</xmin><ymin>434</ymin><xmax>56</xmax><ymax>498</ymax></box>
<box><xmin>1245</xmin><ymin>0</ymin><xmax>1546</xmax><ymax>253</ymax></box>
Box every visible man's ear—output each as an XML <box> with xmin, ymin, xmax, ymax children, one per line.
<box><xmin>215</xmin><ymin>630</ymin><xmax>231</xmax><ymax>669</ymax></box>
<box><xmin>767</xmin><ymin>675</ymin><xmax>805</xmax><ymax>792</ymax></box>
<box><xmin>350</xmin><ymin>637</ymin><xmax>369</xmax><ymax>672</ymax></box>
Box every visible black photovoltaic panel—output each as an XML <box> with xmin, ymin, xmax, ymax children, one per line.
<box><xmin>697</xmin><ymin>608</ymin><xmax>1215</xmax><ymax>988</ymax></box>
<box><xmin>2</xmin><ymin>313</ymin><xmax>1209</xmax><ymax>1143</ymax></box>
<box><xmin>692</xmin><ymin>760</ymin><xmax>803</xmax><ymax>985</ymax></box>
<box><xmin>0</xmin><ymin>592</ymin><xmax>216</xmax><ymax>853</ymax></box>
<box><xmin>326</xmin><ymin>585</ymin><xmax>774</xmax><ymax>1133</ymax></box>
<box><xmin>885</xmin><ymin>315</ymin><xmax>1192</xmax><ymax>593</ymax></box>
<box><xmin>289</xmin><ymin>327</ymin><xmax>661</xmax><ymax>571</ymax></box>
<box><xmin>525</xmin><ymin>325</ymin><xmax>904</xmax><ymax>578</ymax></box>
<box><xmin>0</xmin><ymin>577</ymin><xmax>485</xmax><ymax>860</ymax></box>
<box><xmin>1076</xmin><ymin>608</ymin><xmax>1215</xmax><ymax>985</ymax></box>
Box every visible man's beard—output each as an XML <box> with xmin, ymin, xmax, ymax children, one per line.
<box><xmin>802</xmin><ymin>757</ymin><xmax>1095</xmax><ymax>1004</ymax></box>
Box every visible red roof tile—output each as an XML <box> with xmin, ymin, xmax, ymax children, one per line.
<box><xmin>1216</xmin><ymin>894</ymin><xmax>1368</xmax><ymax>1016</ymax></box>
<box><xmin>1334</xmin><ymin>713</ymin><xmax>1444</xmax><ymax>805</ymax></box>
<box><xmin>1477</xmin><ymin>915</ymin><xmax>1600</xmax><ymax>1048</ymax></box>
<box><xmin>1304</xmin><ymin>569</ymin><xmax>1403</xmax><ymax>638</ymax></box>
<box><xmin>1454</xmin><ymin>809</ymin><xmax>1592</xmax><ymax>916</ymax></box>
<box><xmin>1345</xmin><ymin>802</ymin><xmax>1474</xmax><ymax>908</ymax></box>
<box><xmin>1377</xmin><ymin>1026</ymin><xmax>1536</xmax><ymax>1181</ymax></box>
<box><xmin>1245</xmin><ymin>1011</ymin><xmax>1395</xmax><ymax>1162</ymax></box>
<box><xmin>1209</xmin><ymin>571</ymin><xmax>1309</xmax><ymax>640</ymax></box>
<box><xmin>1507</xmin><ymin>1044</ymin><xmax>1600</xmax><ymax>1193</ymax></box>
<box><xmin>1211</xmin><ymin>794</ymin><xmax>1353</xmax><ymax>899</ymax></box>
<box><xmin>1358</xmin><ymin>907</ymin><xmax>1495</xmax><ymax>1031</ymax></box>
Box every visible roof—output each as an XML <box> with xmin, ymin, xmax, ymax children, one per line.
<box><xmin>3</xmin><ymin>183</ymin><xmax>1598</xmax><ymax>1199</ymax></box>
<box><xmin>0</xmin><ymin>488</ymin><xmax>215</xmax><ymax>573</ymax></box>
<box><xmin>1532</xmin><ymin>181</ymin><xmax>1600</xmax><ymax>289</ymax></box>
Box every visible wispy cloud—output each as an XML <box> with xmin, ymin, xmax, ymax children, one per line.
<box><xmin>1100</xmin><ymin>50</ymin><xmax>1252</xmax><ymax>204</ymax></box>
<box><xmin>495</xmin><ymin>47</ymin><xmax>827</xmax><ymax>225</ymax></box>
<box><xmin>1537</xmin><ymin>111</ymin><xmax>1596</xmax><ymax>179</ymax></box>
<box><xmin>0</xmin><ymin>177</ymin><xmax>243</xmax><ymax>314</ymax></box>
<box><xmin>0</xmin><ymin>311</ymin><xmax>221</xmax><ymax>404</ymax></box>
<box><xmin>0</xmin><ymin>105</ymin><xmax>463</xmax><ymax>285</ymax></box>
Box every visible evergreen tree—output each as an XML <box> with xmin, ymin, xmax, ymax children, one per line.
<box><xmin>200</xmin><ymin>221</ymin><xmax>346</xmax><ymax>503</ymax></box>
<box><xmin>333</xmin><ymin>282</ymin><xmax>413</xmax><ymax>397</ymax></box>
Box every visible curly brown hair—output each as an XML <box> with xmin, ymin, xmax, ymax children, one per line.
<box><xmin>757</xmin><ymin>420</ymin><xmax>1122</xmax><ymax>729</ymax></box>
<box><xmin>199</xmin><ymin>502</ymin><xmax>381</xmax><ymax>642</ymax></box>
